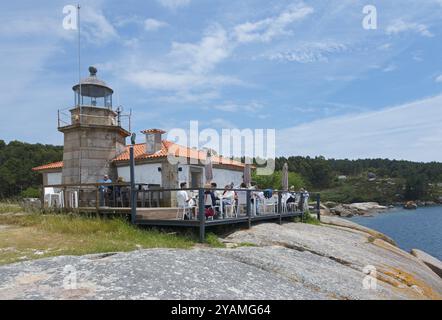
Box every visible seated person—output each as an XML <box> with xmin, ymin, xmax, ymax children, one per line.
<box><xmin>222</xmin><ymin>185</ymin><xmax>235</xmax><ymax>206</ymax></box>
<box><xmin>177</xmin><ymin>182</ymin><xmax>196</xmax><ymax>219</ymax></box>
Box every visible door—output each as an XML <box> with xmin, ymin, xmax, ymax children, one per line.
<box><xmin>190</xmin><ymin>167</ymin><xmax>203</xmax><ymax>189</ymax></box>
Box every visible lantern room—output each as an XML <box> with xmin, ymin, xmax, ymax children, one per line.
<box><xmin>73</xmin><ymin>66</ymin><xmax>113</xmax><ymax>109</ymax></box>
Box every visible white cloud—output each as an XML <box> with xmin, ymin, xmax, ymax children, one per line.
<box><xmin>157</xmin><ymin>90</ymin><xmax>220</xmax><ymax>104</ymax></box>
<box><xmin>436</xmin><ymin>75</ymin><xmax>442</xmax><ymax>83</ymax></box>
<box><xmin>81</xmin><ymin>6</ymin><xmax>119</xmax><ymax>43</ymax></box>
<box><xmin>213</xmin><ymin>102</ymin><xmax>263</xmax><ymax>113</ymax></box>
<box><xmin>209</xmin><ymin>118</ymin><xmax>237</xmax><ymax>129</ymax></box>
<box><xmin>157</xmin><ymin>0</ymin><xmax>191</xmax><ymax>9</ymax></box>
<box><xmin>268</xmin><ymin>42</ymin><xmax>347</xmax><ymax>63</ymax></box>
<box><xmin>120</xmin><ymin>4</ymin><xmax>315</xmax><ymax>100</ymax></box>
<box><xmin>124</xmin><ymin>70</ymin><xmax>240</xmax><ymax>91</ymax></box>
<box><xmin>383</xmin><ymin>64</ymin><xmax>397</xmax><ymax>72</ymax></box>
<box><xmin>277</xmin><ymin>95</ymin><xmax>442</xmax><ymax>162</ymax></box>
<box><xmin>144</xmin><ymin>18</ymin><xmax>168</xmax><ymax>31</ymax></box>
<box><xmin>170</xmin><ymin>25</ymin><xmax>232</xmax><ymax>74</ymax></box>
<box><xmin>386</xmin><ymin>19</ymin><xmax>433</xmax><ymax>37</ymax></box>
<box><xmin>123</xmin><ymin>24</ymin><xmax>238</xmax><ymax>98</ymax></box>
<box><xmin>234</xmin><ymin>3</ymin><xmax>313</xmax><ymax>43</ymax></box>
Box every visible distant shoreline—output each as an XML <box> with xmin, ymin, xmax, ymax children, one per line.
<box><xmin>322</xmin><ymin>201</ymin><xmax>442</xmax><ymax>218</ymax></box>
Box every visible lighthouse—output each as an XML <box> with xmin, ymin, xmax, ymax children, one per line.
<box><xmin>59</xmin><ymin>66</ymin><xmax>131</xmax><ymax>185</ymax></box>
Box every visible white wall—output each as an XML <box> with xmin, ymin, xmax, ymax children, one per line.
<box><xmin>117</xmin><ymin>163</ymin><xmax>243</xmax><ymax>188</ymax></box>
<box><xmin>117</xmin><ymin>163</ymin><xmax>162</xmax><ymax>185</ymax></box>
<box><xmin>178</xmin><ymin>165</ymin><xmax>189</xmax><ymax>185</ymax></box>
<box><xmin>213</xmin><ymin>168</ymin><xmax>243</xmax><ymax>188</ymax></box>
<box><xmin>47</xmin><ymin>172</ymin><xmax>62</xmax><ymax>185</ymax></box>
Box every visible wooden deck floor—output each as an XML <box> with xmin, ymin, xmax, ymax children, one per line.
<box><xmin>75</xmin><ymin>207</ymin><xmax>302</xmax><ymax>228</ymax></box>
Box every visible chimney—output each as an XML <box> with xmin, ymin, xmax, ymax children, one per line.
<box><xmin>141</xmin><ymin>129</ymin><xmax>166</xmax><ymax>154</ymax></box>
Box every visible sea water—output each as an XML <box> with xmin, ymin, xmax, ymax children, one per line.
<box><xmin>348</xmin><ymin>206</ymin><xmax>442</xmax><ymax>260</ymax></box>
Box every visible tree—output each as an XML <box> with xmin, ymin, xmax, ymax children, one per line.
<box><xmin>252</xmin><ymin>171</ymin><xmax>305</xmax><ymax>190</ymax></box>
<box><xmin>404</xmin><ymin>174</ymin><xmax>428</xmax><ymax>201</ymax></box>
<box><xmin>0</xmin><ymin>141</ymin><xmax>63</xmax><ymax>199</ymax></box>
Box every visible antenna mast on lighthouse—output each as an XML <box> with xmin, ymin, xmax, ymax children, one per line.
<box><xmin>77</xmin><ymin>3</ymin><xmax>83</xmax><ymax>185</ymax></box>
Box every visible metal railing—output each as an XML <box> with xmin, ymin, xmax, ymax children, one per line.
<box><xmin>42</xmin><ymin>183</ymin><xmax>321</xmax><ymax>242</ymax></box>
<box><xmin>57</xmin><ymin>107</ymin><xmax>131</xmax><ymax>132</ymax></box>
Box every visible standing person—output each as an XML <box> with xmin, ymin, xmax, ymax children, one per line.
<box><xmin>303</xmin><ymin>189</ymin><xmax>310</xmax><ymax>212</ymax></box>
<box><xmin>98</xmin><ymin>175</ymin><xmax>112</xmax><ymax>207</ymax></box>
<box><xmin>299</xmin><ymin>188</ymin><xmax>310</xmax><ymax>212</ymax></box>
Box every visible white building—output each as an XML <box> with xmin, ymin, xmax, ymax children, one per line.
<box><xmin>33</xmin><ymin>129</ymin><xmax>245</xmax><ymax>190</ymax></box>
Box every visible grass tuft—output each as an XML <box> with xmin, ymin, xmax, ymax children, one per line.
<box><xmin>0</xmin><ymin>213</ymin><xmax>196</xmax><ymax>265</ymax></box>
<box><xmin>205</xmin><ymin>233</ymin><xmax>226</xmax><ymax>248</ymax></box>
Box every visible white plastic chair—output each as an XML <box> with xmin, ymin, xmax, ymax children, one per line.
<box><xmin>69</xmin><ymin>191</ymin><xmax>79</xmax><ymax>209</ymax></box>
<box><xmin>176</xmin><ymin>193</ymin><xmax>195</xmax><ymax>220</ymax></box>
<box><xmin>44</xmin><ymin>188</ymin><xmax>64</xmax><ymax>208</ymax></box>
<box><xmin>236</xmin><ymin>191</ymin><xmax>248</xmax><ymax>216</ymax></box>
<box><xmin>220</xmin><ymin>197</ymin><xmax>235</xmax><ymax>218</ymax></box>
<box><xmin>263</xmin><ymin>197</ymin><xmax>277</xmax><ymax>214</ymax></box>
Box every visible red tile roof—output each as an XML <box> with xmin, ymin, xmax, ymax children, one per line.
<box><xmin>114</xmin><ymin>141</ymin><xmax>245</xmax><ymax>168</ymax></box>
<box><xmin>33</xmin><ymin>141</ymin><xmax>245</xmax><ymax>172</ymax></box>
<box><xmin>32</xmin><ymin>161</ymin><xmax>64</xmax><ymax>172</ymax></box>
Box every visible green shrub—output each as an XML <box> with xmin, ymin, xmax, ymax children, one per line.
<box><xmin>20</xmin><ymin>187</ymin><xmax>40</xmax><ymax>199</ymax></box>
<box><xmin>252</xmin><ymin>171</ymin><xmax>305</xmax><ymax>190</ymax></box>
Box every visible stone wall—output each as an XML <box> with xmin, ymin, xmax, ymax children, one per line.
<box><xmin>60</xmin><ymin>106</ymin><xmax>128</xmax><ymax>187</ymax></box>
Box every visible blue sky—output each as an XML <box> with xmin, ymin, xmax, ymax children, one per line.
<box><xmin>1</xmin><ymin>0</ymin><xmax>442</xmax><ymax>161</ymax></box>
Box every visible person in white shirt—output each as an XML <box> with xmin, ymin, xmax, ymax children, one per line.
<box><xmin>177</xmin><ymin>182</ymin><xmax>197</xmax><ymax>219</ymax></box>
<box><xmin>177</xmin><ymin>182</ymin><xmax>191</xmax><ymax>206</ymax></box>
<box><xmin>222</xmin><ymin>185</ymin><xmax>235</xmax><ymax>205</ymax></box>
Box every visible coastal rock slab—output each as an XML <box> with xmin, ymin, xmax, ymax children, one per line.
<box><xmin>0</xmin><ymin>219</ymin><xmax>441</xmax><ymax>300</ymax></box>
<box><xmin>0</xmin><ymin>250</ymin><xmax>326</xmax><ymax>300</ymax></box>
<box><xmin>411</xmin><ymin>249</ymin><xmax>442</xmax><ymax>279</ymax></box>
<box><xmin>225</xmin><ymin>221</ymin><xmax>442</xmax><ymax>299</ymax></box>
<box><xmin>329</xmin><ymin>202</ymin><xmax>388</xmax><ymax>216</ymax></box>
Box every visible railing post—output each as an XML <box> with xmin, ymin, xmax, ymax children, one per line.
<box><xmin>316</xmin><ymin>193</ymin><xmax>321</xmax><ymax>222</ymax></box>
<box><xmin>246</xmin><ymin>190</ymin><xmax>251</xmax><ymax>229</ymax></box>
<box><xmin>40</xmin><ymin>186</ymin><xmax>45</xmax><ymax>210</ymax></box>
<box><xmin>278</xmin><ymin>192</ymin><xmax>282</xmax><ymax>225</ymax></box>
<box><xmin>130</xmin><ymin>143</ymin><xmax>137</xmax><ymax>224</ymax></box>
<box><xmin>198</xmin><ymin>188</ymin><xmax>205</xmax><ymax>243</ymax></box>
<box><xmin>62</xmin><ymin>187</ymin><xmax>68</xmax><ymax>213</ymax></box>
<box><xmin>300</xmin><ymin>193</ymin><xmax>305</xmax><ymax>223</ymax></box>
<box><xmin>95</xmin><ymin>186</ymin><xmax>100</xmax><ymax>217</ymax></box>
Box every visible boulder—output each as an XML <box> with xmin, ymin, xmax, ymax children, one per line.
<box><xmin>404</xmin><ymin>201</ymin><xmax>418</xmax><ymax>210</ymax></box>
<box><xmin>330</xmin><ymin>205</ymin><xmax>353</xmax><ymax>217</ymax></box>
<box><xmin>320</xmin><ymin>204</ymin><xmax>331</xmax><ymax>216</ymax></box>
<box><xmin>324</xmin><ymin>201</ymin><xmax>338</xmax><ymax>209</ymax></box>
<box><xmin>329</xmin><ymin>202</ymin><xmax>388</xmax><ymax>217</ymax></box>
<box><xmin>411</xmin><ymin>249</ymin><xmax>442</xmax><ymax>279</ymax></box>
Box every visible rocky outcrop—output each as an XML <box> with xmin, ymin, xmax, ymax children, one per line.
<box><xmin>329</xmin><ymin>202</ymin><xmax>388</xmax><ymax>217</ymax></box>
<box><xmin>0</xmin><ymin>218</ymin><xmax>441</xmax><ymax>300</ymax></box>
<box><xmin>404</xmin><ymin>201</ymin><xmax>418</xmax><ymax>210</ymax></box>
<box><xmin>411</xmin><ymin>249</ymin><xmax>442</xmax><ymax>279</ymax></box>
